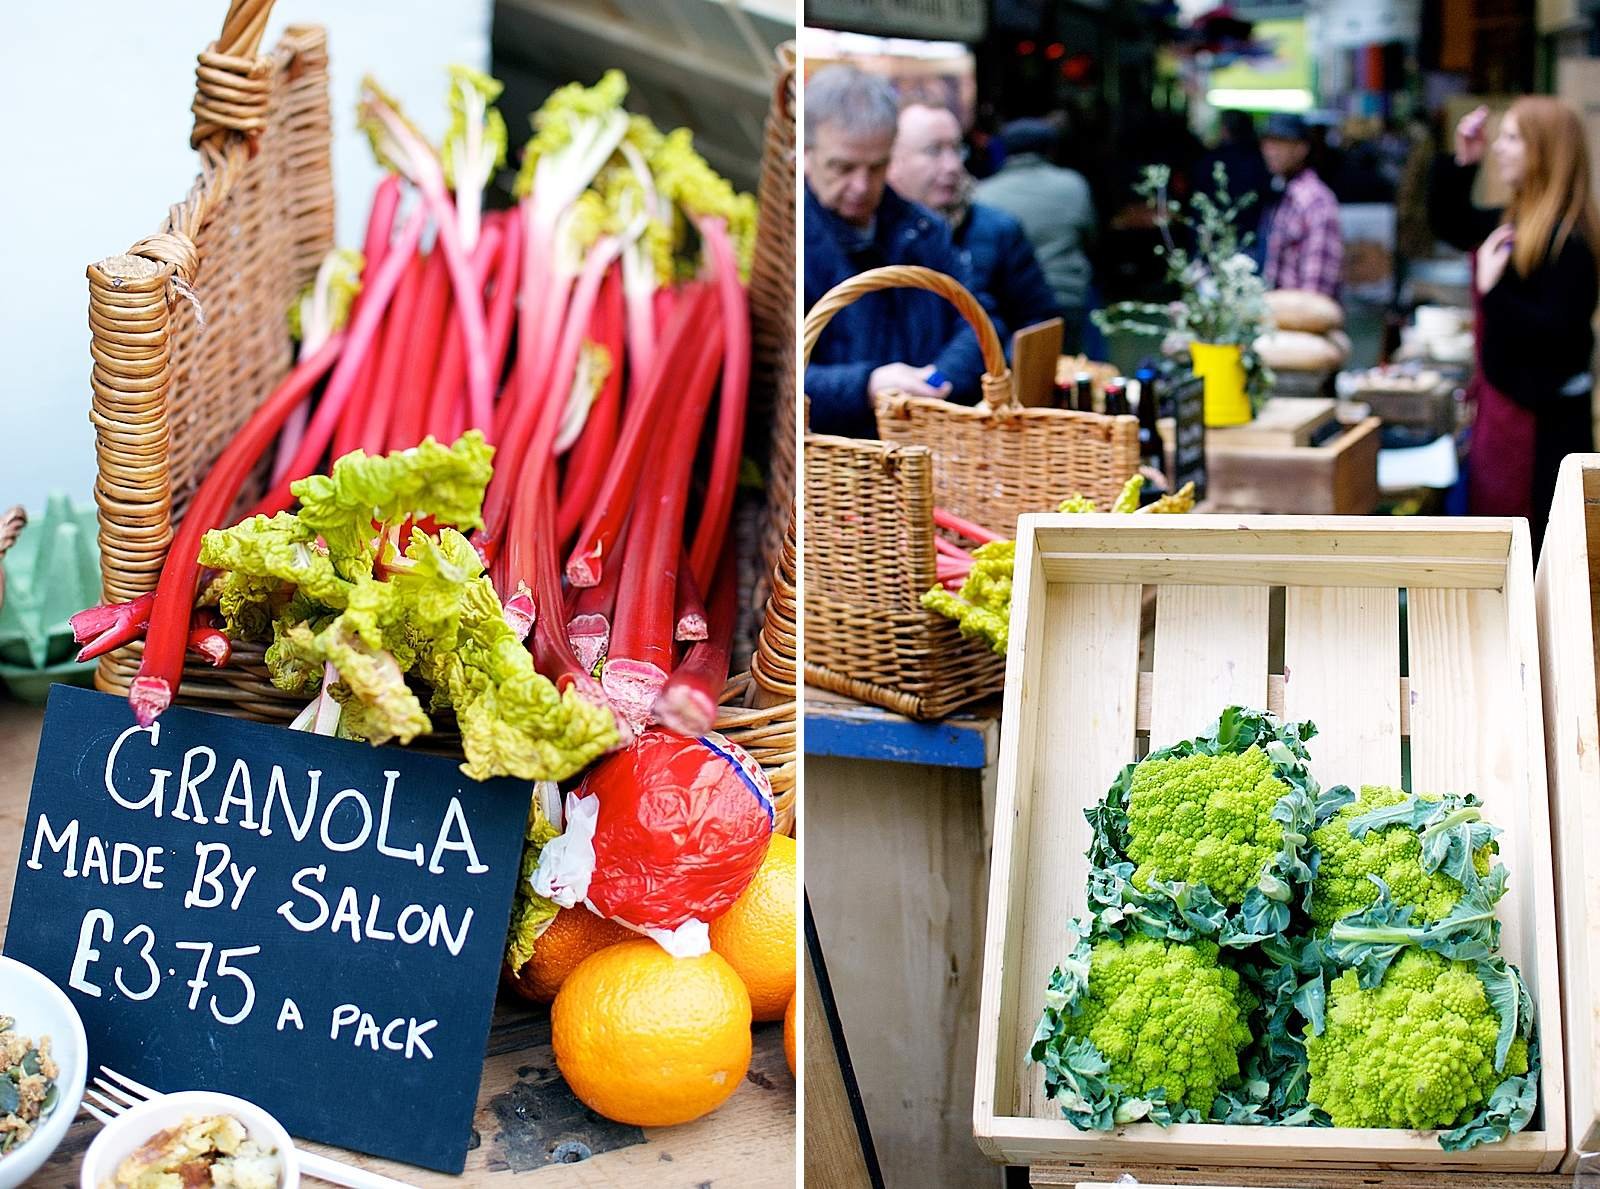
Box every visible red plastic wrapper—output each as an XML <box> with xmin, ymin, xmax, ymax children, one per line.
<box><xmin>532</xmin><ymin>729</ymin><xmax>774</xmax><ymax>954</ymax></box>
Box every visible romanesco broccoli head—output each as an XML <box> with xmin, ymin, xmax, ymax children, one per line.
<box><xmin>1059</xmin><ymin>936</ymin><xmax>1254</xmax><ymax>1111</ymax></box>
<box><xmin>1310</xmin><ymin>785</ymin><xmax>1494</xmax><ymax>929</ymax></box>
<box><xmin>1306</xmin><ymin>949</ymin><xmax>1529</xmax><ymax>1130</ymax></box>
<box><xmin>1125</xmin><ymin>746</ymin><xmax>1286</xmax><ymax>905</ymax></box>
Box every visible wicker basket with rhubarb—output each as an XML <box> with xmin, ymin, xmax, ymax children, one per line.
<box><xmin>78</xmin><ymin>0</ymin><xmax>796</xmax><ymax>1018</ymax></box>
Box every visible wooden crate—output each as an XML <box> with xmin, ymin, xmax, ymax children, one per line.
<box><xmin>1204</xmin><ymin>412</ymin><xmax>1381</xmax><ymax>515</ymax></box>
<box><xmin>973</xmin><ymin>516</ymin><xmax>1564</xmax><ymax>1172</ymax></box>
<box><xmin>1533</xmin><ymin>453</ymin><xmax>1600</xmax><ymax>1171</ymax></box>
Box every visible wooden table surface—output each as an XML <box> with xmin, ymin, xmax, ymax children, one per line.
<box><xmin>0</xmin><ymin>696</ymin><xmax>796</xmax><ymax>1187</ymax></box>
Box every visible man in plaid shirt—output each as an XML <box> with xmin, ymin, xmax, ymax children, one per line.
<box><xmin>1260</xmin><ymin>114</ymin><xmax>1343</xmax><ymax>297</ymax></box>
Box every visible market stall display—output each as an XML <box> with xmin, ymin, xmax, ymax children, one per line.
<box><xmin>973</xmin><ymin>515</ymin><xmax>1561</xmax><ymax>1171</ymax></box>
<box><xmin>20</xmin><ymin>0</ymin><xmax>798</xmax><ymax>1179</ymax></box>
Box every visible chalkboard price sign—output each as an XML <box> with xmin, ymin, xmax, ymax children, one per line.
<box><xmin>1170</xmin><ymin>373</ymin><xmax>1209</xmax><ymax>503</ymax></box>
<box><xmin>4</xmin><ymin>685</ymin><xmax>531</xmax><ymax>1174</ymax></box>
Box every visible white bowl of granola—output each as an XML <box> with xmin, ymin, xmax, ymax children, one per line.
<box><xmin>0</xmin><ymin>954</ymin><xmax>87</xmax><ymax>1188</ymax></box>
<box><xmin>80</xmin><ymin>1091</ymin><xmax>299</xmax><ymax>1189</ymax></box>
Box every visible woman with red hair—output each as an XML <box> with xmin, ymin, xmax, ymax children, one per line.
<box><xmin>1434</xmin><ymin>97</ymin><xmax>1600</xmax><ymax>547</ymax></box>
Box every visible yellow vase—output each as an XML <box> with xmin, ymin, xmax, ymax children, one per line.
<box><xmin>1189</xmin><ymin>341</ymin><xmax>1252</xmax><ymax>428</ymax></box>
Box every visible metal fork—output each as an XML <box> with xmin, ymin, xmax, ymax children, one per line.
<box><xmin>82</xmin><ymin>1066</ymin><xmax>420</xmax><ymax>1189</ymax></box>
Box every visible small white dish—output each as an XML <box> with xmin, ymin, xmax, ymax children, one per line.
<box><xmin>80</xmin><ymin>1091</ymin><xmax>301</xmax><ymax>1189</ymax></box>
<box><xmin>0</xmin><ymin>954</ymin><xmax>88</xmax><ymax>1189</ymax></box>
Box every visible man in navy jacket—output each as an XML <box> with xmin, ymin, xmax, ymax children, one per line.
<box><xmin>804</xmin><ymin>66</ymin><xmax>988</xmax><ymax>438</ymax></box>
<box><xmin>888</xmin><ymin>103</ymin><xmax>1059</xmax><ymax>346</ymax></box>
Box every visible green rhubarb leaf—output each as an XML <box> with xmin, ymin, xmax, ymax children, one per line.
<box><xmin>290</xmin><ymin>431</ymin><xmax>494</xmax><ymax>579</ymax></box>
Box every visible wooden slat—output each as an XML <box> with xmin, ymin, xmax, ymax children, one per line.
<box><xmin>1012</xmin><ymin>584</ymin><xmax>1142</xmax><ymax>1118</ymax></box>
<box><xmin>1539</xmin><ymin>456</ymin><xmax>1600</xmax><ymax>1160</ymax></box>
<box><xmin>1026</xmin><ymin>515</ymin><xmax>1515</xmax><ymax>562</ymax></box>
<box><xmin>1149</xmin><ymin>585</ymin><xmax>1270</xmax><ymax>744</ymax></box>
<box><xmin>1134</xmin><ymin>673</ymin><xmax>1411</xmax><ymax>737</ymax></box>
<box><xmin>1207</xmin><ymin>396</ymin><xmax>1336</xmax><ymax>449</ymax></box>
<box><xmin>1281</xmin><ymin>587</ymin><xmax>1402</xmax><ymax>789</ymax></box>
<box><xmin>1041</xmin><ymin>553</ymin><xmax>1505</xmax><ymax>590</ymax></box>
<box><xmin>1408</xmin><ymin>585</ymin><xmax>1549</xmax><ymax>1023</ymax></box>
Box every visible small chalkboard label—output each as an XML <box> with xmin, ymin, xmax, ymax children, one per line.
<box><xmin>1171</xmin><ymin>373</ymin><xmax>1209</xmax><ymax>503</ymax></box>
<box><xmin>5</xmin><ymin>685</ymin><xmax>531</xmax><ymax>1174</ymax></box>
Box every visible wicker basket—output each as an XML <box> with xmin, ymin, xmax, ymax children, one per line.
<box><xmin>804</xmin><ymin>433</ymin><xmax>1006</xmax><ymax>719</ymax></box>
<box><xmin>84</xmin><ymin>0</ymin><xmax>794</xmax><ymax>832</ymax></box>
<box><xmin>808</xmin><ymin>265</ymin><xmax>1141</xmax><ymax>538</ymax></box>
<box><xmin>800</xmin><ymin>267</ymin><xmax>1142</xmax><ymax>718</ymax></box>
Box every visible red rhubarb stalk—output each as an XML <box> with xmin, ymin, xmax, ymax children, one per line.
<box><xmin>687</xmin><ymin>216</ymin><xmax>751</xmax><ymax>593</ymax></box>
<box><xmin>186</xmin><ymin>611</ymin><xmax>232</xmax><ymax>668</ymax></box>
<box><xmin>517</xmin><ymin>469</ymin><xmax>626</xmax><ymax>745</ymax></box>
<box><xmin>353</xmin><ymin>250</ymin><xmax>427</xmax><ymax>457</ymax></box>
<box><xmin>482</xmin><ymin>208</ymin><xmax>523</xmax><ymax>426</ymax></box>
<box><xmin>674</xmin><ymin>547</ymin><xmax>708</xmax><ymax>642</ymax></box>
<box><xmin>652</xmin><ymin>545</ymin><xmax>737</xmax><ymax>737</ymax></box>
<box><xmin>359</xmin><ymin>80</ymin><xmax>495</xmax><ymax>431</ymax></box>
<box><xmin>556</xmin><ymin>266</ymin><xmax>625</xmax><ymax>541</ymax></box>
<box><xmin>563</xmin><ymin>281</ymin><xmax>715</xmax><ymax>586</ymax></box>
<box><xmin>600</xmin><ymin>312</ymin><xmax>726</xmax><ymax>730</ymax></box>
<box><xmin>566</xmin><ymin>515</ymin><xmax>628</xmax><ymax>672</ymax></box>
<box><xmin>71</xmin><ymin>592</ymin><xmax>156</xmax><ymax>662</ymax></box>
<box><xmin>250</xmin><ymin>204</ymin><xmax>428</xmax><ymax>516</ymax></box>
<box><xmin>933</xmin><ymin>507</ymin><xmax>1003</xmax><ymax>545</ymax></box>
<box><xmin>480</xmin><ymin>235</ymin><xmax>623</xmax><ymax>566</ymax></box>
<box><xmin>935</xmin><ymin>536</ymin><xmax>972</xmax><ymax>562</ymax></box>
<box><xmin>423</xmin><ymin>220</ymin><xmax>504</xmax><ymax>442</ymax></box>
<box><xmin>386</xmin><ymin>246</ymin><xmax>453</xmax><ymax>453</ymax></box>
<box><xmin>130</xmin><ymin>331</ymin><xmax>348</xmax><ymax>724</ymax></box>
<box><xmin>273</xmin><ymin>178</ymin><xmax>401</xmax><ymax>483</ymax></box>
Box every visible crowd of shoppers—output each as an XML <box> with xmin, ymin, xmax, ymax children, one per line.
<box><xmin>802</xmin><ymin>63</ymin><xmax>1600</xmax><ymax>553</ymax></box>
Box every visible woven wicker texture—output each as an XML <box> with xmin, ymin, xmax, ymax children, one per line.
<box><xmin>802</xmin><ymin>434</ymin><xmax>1005</xmax><ymax>719</ymax></box>
<box><xmin>0</xmin><ymin>507</ymin><xmax>24</xmax><ymax>613</ymax></box>
<box><xmin>806</xmin><ymin>265</ymin><xmax>1139</xmax><ymax>537</ymax></box>
<box><xmin>746</xmin><ymin>42</ymin><xmax>797</xmax><ymax>706</ymax></box>
<box><xmin>85</xmin><ymin>3</ymin><xmax>793</xmax><ymax>828</ymax></box>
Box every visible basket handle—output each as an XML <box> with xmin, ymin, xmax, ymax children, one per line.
<box><xmin>190</xmin><ymin>0</ymin><xmax>280</xmax><ymax>149</ymax></box>
<box><xmin>802</xmin><ymin>265</ymin><xmax>1014</xmax><ymax>410</ymax></box>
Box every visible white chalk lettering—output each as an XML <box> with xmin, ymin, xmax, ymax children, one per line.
<box><xmin>375</xmin><ymin>772</ymin><xmax>423</xmax><ymax>865</ymax></box>
<box><xmin>428</xmin><ymin>797</ymin><xmax>487</xmax><ymax>875</ymax></box>
<box><xmin>330</xmin><ymin>885</ymin><xmax>363</xmax><ymax>943</ymax></box>
<box><xmin>431</xmin><ymin>905</ymin><xmax>473</xmax><ymax>957</ymax></box>
<box><xmin>26</xmin><ymin>814</ymin><xmax>79</xmax><ymax>875</ymax></box>
<box><xmin>320</xmin><ymin>788</ymin><xmax>373</xmax><ymax>852</ymax></box>
<box><xmin>67</xmin><ymin>908</ymin><xmax>112</xmax><ymax>998</ymax></box>
<box><xmin>215</xmin><ymin>758</ymin><xmax>261</xmax><ymax>829</ymax></box>
<box><xmin>330</xmin><ymin>1005</ymin><xmax>437</xmax><ymax>1060</ymax></box>
<box><xmin>80</xmin><ymin>835</ymin><xmax>108</xmax><ymax>884</ymax></box>
<box><xmin>261</xmin><ymin>767</ymin><xmax>319</xmax><ymax>841</ymax></box>
<box><xmin>396</xmin><ymin>904</ymin><xmax>430</xmax><ymax>944</ymax></box>
<box><xmin>363</xmin><ymin>895</ymin><xmax>396</xmax><ymax>941</ymax></box>
<box><xmin>276</xmin><ymin>998</ymin><xmax>304</xmax><ymax>1032</ymax></box>
<box><xmin>104</xmin><ymin>722</ymin><xmax>167</xmax><ymax>814</ymax></box>
<box><xmin>276</xmin><ymin>866</ymin><xmax>330</xmax><ymax>932</ymax></box>
<box><xmin>172</xmin><ymin>747</ymin><xmax>215</xmax><ymax>824</ymax></box>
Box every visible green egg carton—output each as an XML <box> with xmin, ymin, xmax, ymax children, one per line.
<box><xmin>0</xmin><ymin>494</ymin><xmax>104</xmax><ymax>704</ymax></box>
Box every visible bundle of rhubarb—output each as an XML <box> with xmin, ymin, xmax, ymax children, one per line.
<box><xmin>924</xmin><ymin>476</ymin><xmax>1196</xmax><ymax>655</ymax></box>
<box><xmin>72</xmin><ymin>66</ymin><xmax>760</xmax><ymax>785</ymax></box>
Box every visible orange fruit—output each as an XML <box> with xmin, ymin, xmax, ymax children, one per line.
<box><xmin>709</xmin><ymin>832</ymin><xmax>796</xmax><ymax>1021</ymax></box>
<box><xmin>510</xmin><ymin>906</ymin><xmax>635</xmax><ymax>1004</ymax></box>
<box><xmin>783</xmin><ymin>993</ymin><xmax>796</xmax><ymax>1076</ymax></box>
<box><xmin>552</xmin><ymin>940</ymin><xmax>752</xmax><ymax>1127</ymax></box>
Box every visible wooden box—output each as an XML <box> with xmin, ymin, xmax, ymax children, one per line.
<box><xmin>973</xmin><ymin>516</ymin><xmax>1564</xmax><ymax>1172</ymax></box>
<box><xmin>1534</xmin><ymin>454</ymin><xmax>1600</xmax><ymax>1170</ymax></box>
<box><xmin>1205</xmin><ymin>405</ymin><xmax>1382</xmax><ymax>515</ymax></box>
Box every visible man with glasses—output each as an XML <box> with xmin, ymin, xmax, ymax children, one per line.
<box><xmin>888</xmin><ymin>103</ymin><xmax>1059</xmax><ymax>350</ymax></box>
<box><xmin>974</xmin><ymin>117</ymin><xmax>1097</xmax><ymax>352</ymax></box>
<box><xmin>804</xmin><ymin>65</ymin><xmax>989</xmax><ymax>437</ymax></box>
